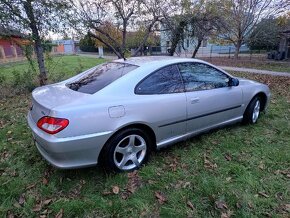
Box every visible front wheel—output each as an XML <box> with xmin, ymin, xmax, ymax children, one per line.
<box><xmin>243</xmin><ymin>96</ymin><xmax>261</xmax><ymax>124</ymax></box>
<box><xmin>99</xmin><ymin>128</ymin><xmax>152</xmax><ymax>172</ymax></box>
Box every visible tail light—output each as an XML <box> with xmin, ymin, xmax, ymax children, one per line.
<box><xmin>37</xmin><ymin>116</ymin><xmax>69</xmax><ymax>134</ymax></box>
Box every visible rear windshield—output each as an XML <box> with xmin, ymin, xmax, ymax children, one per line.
<box><xmin>67</xmin><ymin>62</ymin><xmax>138</xmax><ymax>94</ymax></box>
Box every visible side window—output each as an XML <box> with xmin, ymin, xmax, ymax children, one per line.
<box><xmin>178</xmin><ymin>63</ymin><xmax>229</xmax><ymax>92</ymax></box>
<box><xmin>135</xmin><ymin>65</ymin><xmax>184</xmax><ymax>94</ymax></box>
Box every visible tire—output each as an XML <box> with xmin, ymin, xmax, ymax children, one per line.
<box><xmin>99</xmin><ymin>128</ymin><xmax>153</xmax><ymax>172</ymax></box>
<box><xmin>243</xmin><ymin>96</ymin><xmax>261</xmax><ymax>124</ymax></box>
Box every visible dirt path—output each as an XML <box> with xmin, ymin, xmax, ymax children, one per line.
<box><xmin>219</xmin><ymin>66</ymin><xmax>290</xmax><ymax>77</ymax></box>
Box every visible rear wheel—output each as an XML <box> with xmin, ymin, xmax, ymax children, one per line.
<box><xmin>100</xmin><ymin>128</ymin><xmax>152</xmax><ymax>172</ymax></box>
<box><xmin>243</xmin><ymin>96</ymin><xmax>261</xmax><ymax>124</ymax></box>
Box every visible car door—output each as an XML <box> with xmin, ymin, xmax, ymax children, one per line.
<box><xmin>177</xmin><ymin>62</ymin><xmax>243</xmax><ymax>133</ymax></box>
<box><xmin>135</xmin><ymin>64</ymin><xmax>187</xmax><ymax>143</ymax></box>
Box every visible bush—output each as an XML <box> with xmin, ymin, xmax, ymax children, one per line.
<box><xmin>12</xmin><ymin>70</ymin><xmax>37</xmax><ymax>92</ymax></box>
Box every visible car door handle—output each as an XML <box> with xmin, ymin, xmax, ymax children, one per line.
<box><xmin>190</xmin><ymin>97</ymin><xmax>200</xmax><ymax>104</ymax></box>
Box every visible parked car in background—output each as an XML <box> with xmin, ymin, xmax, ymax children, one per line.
<box><xmin>27</xmin><ymin>56</ymin><xmax>270</xmax><ymax>172</ymax></box>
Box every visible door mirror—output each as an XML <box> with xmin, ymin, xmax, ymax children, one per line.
<box><xmin>228</xmin><ymin>78</ymin><xmax>239</xmax><ymax>87</ymax></box>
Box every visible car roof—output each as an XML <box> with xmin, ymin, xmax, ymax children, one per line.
<box><xmin>113</xmin><ymin>56</ymin><xmax>205</xmax><ymax>67</ymax></box>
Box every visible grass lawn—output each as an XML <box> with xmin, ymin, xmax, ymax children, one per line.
<box><xmin>0</xmin><ymin>55</ymin><xmax>106</xmax><ymax>82</ymax></box>
<box><xmin>201</xmin><ymin>57</ymin><xmax>290</xmax><ymax>73</ymax></box>
<box><xmin>0</xmin><ymin>58</ymin><xmax>290</xmax><ymax>217</ymax></box>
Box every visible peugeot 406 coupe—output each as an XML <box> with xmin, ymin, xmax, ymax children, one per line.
<box><xmin>27</xmin><ymin>57</ymin><xmax>270</xmax><ymax>172</ymax></box>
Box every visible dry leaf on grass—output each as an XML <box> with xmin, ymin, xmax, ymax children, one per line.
<box><xmin>112</xmin><ymin>186</ymin><xmax>120</xmax><ymax>194</ymax></box>
<box><xmin>18</xmin><ymin>194</ymin><xmax>25</xmax><ymax>206</ymax></box>
<box><xmin>224</xmin><ymin>153</ymin><xmax>232</xmax><ymax>161</ymax></box>
<box><xmin>32</xmin><ymin>204</ymin><xmax>42</xmax><ymax>212</ymax></box>
<box><xmin>42</xmin><ymin>178</ymin><xmax>49</xmax><ymax>185</ymax></box>
<box><xmin>155</xmin><ymin>191</ymin><xmax>167</xmax><ymax>204</ymax></box>
<box><xmin>187</xmin><ymin>201</ymin><xmax>195</xmax><ymax>210</ymax></box>
<box><xmin>204</xmin><ymin>153</ymin><xmax>217</xmax><ymax>170</ymax></box>
<box><xmin>55</xmin><ymin>208</ymin><xmax>63</xmax><ymax>218</ymax></box>
<box><xmin>43</xmin><ymin>199</ymin><xmax>52</xmax><ymax>205</ymax></box>
<box><xmin>258</xmin><ymin>192</ymin><xmax>269</xmax><ymax>198</ymax></box>
<box><xmin>215</xmin><ymin>200</ymin><xmax>228</xmax><ymax>210</ymax></box>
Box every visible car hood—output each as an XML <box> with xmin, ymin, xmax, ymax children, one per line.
<box><xmin>237</xmin><ymin>77</ymin><xmax>263</xmax><ymax>86</ymax></box>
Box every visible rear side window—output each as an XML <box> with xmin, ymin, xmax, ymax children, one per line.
<box><xmin>67</xmin><ymin>62</ymin><xmax>138</xmax><ymax>94</ymax></box>
<box><xmin>135</xmin><ymin>65</ymin><xmax>184</xmax><ymax>94</ymax></box>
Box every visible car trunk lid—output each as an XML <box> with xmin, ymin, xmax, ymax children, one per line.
<box><xmin>30</xmin><ymin>84</ymin><xmax>88</xmax><ymax>123</ymax></box>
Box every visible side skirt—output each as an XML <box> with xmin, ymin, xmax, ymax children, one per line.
<box><xmin>156</xmin><ymin>116</ymin><xmax>243</xmax><ymax>149</ymax></box>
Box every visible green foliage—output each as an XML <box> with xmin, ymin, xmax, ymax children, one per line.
<box><xmin>12</xmin><ymin>69</ymin><xmax>36</xmax><ymax>92</ymax></box>
<box><xmin>79</xmin><ymin>33</ymin><xmax>98</xmax><ymax>52</ymax></box>
<box><xmin>247</xmin><ymin>18</ymin><xmax>280</xmax><ymax>50</ymax></box>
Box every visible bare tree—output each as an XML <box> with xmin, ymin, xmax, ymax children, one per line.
<box><xmin>0</xmin><ymin>0</ymin><xmax>70</xmax><ymax>85</ymax></box>
<box><xmin>71</xmin><ymin>0</ymin><xmax>176</xmax><ymax>59</ymax></box>
<box><xmin>217</xmin><ymin>0</ymin><xmax>280</xmax><ymax>59</ymax></box>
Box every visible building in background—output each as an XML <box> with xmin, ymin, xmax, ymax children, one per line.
<box><xmin>52</xmin><ymin>39</ymin><xmax>80</xmax><ymax>54</ymax></box>
<box><xmin>0</xmin><ymin>27</ymin><xmax>29</xmax><ymax>62</ymax></box>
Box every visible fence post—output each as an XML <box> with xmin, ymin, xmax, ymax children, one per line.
<box><xmin>228</xmin><ymin>47</ymin><xmax>231</xmax><ymax>59</ymax></box>
<box><xmin>210</xmin><ymin>45</ymin><xmax>213</xmax><ymax>59</ymax></box>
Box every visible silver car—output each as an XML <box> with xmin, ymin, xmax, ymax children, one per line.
<box><xmin>27</xmin><ymin>56</ymin><xmax>270</xmax><ymax>172</ymax></box>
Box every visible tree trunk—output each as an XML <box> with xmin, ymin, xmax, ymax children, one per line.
<box><xmin>234</xmin><ymin>41</ymin><xmax>242</xmax><ymax>59</ymax></box>
<box><xmin>192</xmin><ymin>39</ymin><xmax>202</xmax><ymax>58</ymax></box>
<box><xmin>23</xmin><ymin>0</ymin><xmax>47</xmax><ymax>86</ymax></box>
<box><xmin>122</xmin><ymin>20</ymin><xmax>127</xmax><ymax>58</ymax></box>
<box><xmin>88</xmin><ymin>32</ymin><xmax>123</xmax><ymax>59</ymax></box>
<box><xmin>169</xmin><ymin>20</ymin><xmax>187</xmax><ymax>56</ymax></box>
<box><xmin>133</xmin><ymin>19</ymin><xmax>157</xmax><ymax>57</ymax></box>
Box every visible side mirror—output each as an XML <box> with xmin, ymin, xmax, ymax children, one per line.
<box><xmin>228</xmin><ymin>78</ymin><xmax>239</xmax><ymax>87</ymax></box>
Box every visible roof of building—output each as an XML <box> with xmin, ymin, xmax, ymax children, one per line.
<box><xmin>0</xmin><ymin>27</ymin><xmax>27</xmax><ymax>38</ymax></box>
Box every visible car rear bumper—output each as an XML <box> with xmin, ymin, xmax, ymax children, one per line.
<box><xmin>27</xmin><ymin>112</ymin><xmax>112</xmax><ymax>169</ymax></box>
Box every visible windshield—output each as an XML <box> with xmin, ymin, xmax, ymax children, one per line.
<box><xmin>67</xmin><ymin>62</ymin><xmax>138</xmax><ymax>94</ymax></box>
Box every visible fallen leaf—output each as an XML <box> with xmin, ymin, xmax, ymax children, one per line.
<box><xmin>247</xmin><ymin>202</ymin><xmax>253</xmax><ymax>209</ymax></box>
<box><xmin>102</xmin><ymin>191</ymin><xmax>112</xmax><ymax>196</ymax></box>
<box><xmin>112</xmin><ymin>186</ymin><xmax>120</xmax><ymax>194</ymax></box>
<box><xmin>55</xmin><ymin>208</ymin><xmax>63</xmax><ymax>218</ymax></box>
<box><xmin>221</xmin><ymin>210</ymin><xmax>233</xmax><ymax>218</ymax></box>
<box><xmin>32</xmin><ymin>204</ymin><xmax>42</xmax><ymax>212</ymax></box>
<box><xmin>26</xmin><ymin>183</ymin><xmax>36</xmax><ymax>190</ymax></box>
<box><xmin>42</xmin><ymin>178</ymin><xmax>48</xmax><ymax>185</ymax></box>
<box><xmin>127</xmin><ymin>171</ymin><xmax>141</xmax><ymax>193</ymax></box>
<box><xmin>204</xmin><ymin>153</ymin><xmax>217</xmax><ymax>170</ymax></box>
<box><xmin>258</xmin><ymin>162</ymin><xmax>265</xmax><ymax>170</ymax></box>
<box><xmin>215</xmin><ymin>200</ymin><xmax>228</xmax><ymax>211</ymax></box>
<box><xmin>258</xmin><ymin>192</ymin><xmax>269</xmax><ymax>198</ymax></box>
<box><xmin>224</xmin><ymin>153</ymin><xmax>232</xmax><ymax>161</ymax></box>
<box><xmin>13</xmin><ymin>202</ymin><xmax>21</xmax><ymax>208</ymax></box>
<box><xmin>18</xmin><ymin>194</ymin><xmax>25</xmax><ymax>206</ymax></box>
<box><xmin>221</xmin><ymin>212</ymin><xmax>229</xmax><ymax>218</ymax></box>
<box><xmin>148</xmin><ymin>180</ymin><xmax>155</xmax><ymax>184</ymax></box>
<box><xmin>187</xmin><ymin>201</ymin><xmax>195</xmax><ymax>210</ymax></box>
<box><xmin>284</xmin><ymin>204</ymin><xmax>290</xmax><ymax>212</ymax></box>
<box><xmin>43</xmin><ymin>199</ymin><xmax>52</xmax><ymax>205</ymax></box>
<box><xmin>226</xmin><ymin>177</ymin><xmax>232</xmax><ymax>182</ymax></box>
<box><xmin>155</xmin><ymin>191</ymin><xmax>167</xmax><ymax>204</ymax></box>
<box><xmin>41</xmin><ymin>209</ymin><xmax>48</xmax><ymax>214</ymax></box>
<box><xmin>6</xmin><ymin>211</ymin><xmax>14</xmax><ymax>218</ymax></box>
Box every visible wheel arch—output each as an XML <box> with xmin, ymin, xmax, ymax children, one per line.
<box><xmin>254</xmin><ymin>92</ymin><xmax>268</xmax><ymax>111</ymax></box>
<box><xmin>98</xmin><ymin>123</ymin><xmax>157</xmax><ymax>163</ymax></box>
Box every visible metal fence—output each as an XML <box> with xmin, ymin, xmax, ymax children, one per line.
<box><xmin>138</xmin><ymin>45</ymin><xmax>269</xmax><ymax>60</ymax></box>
